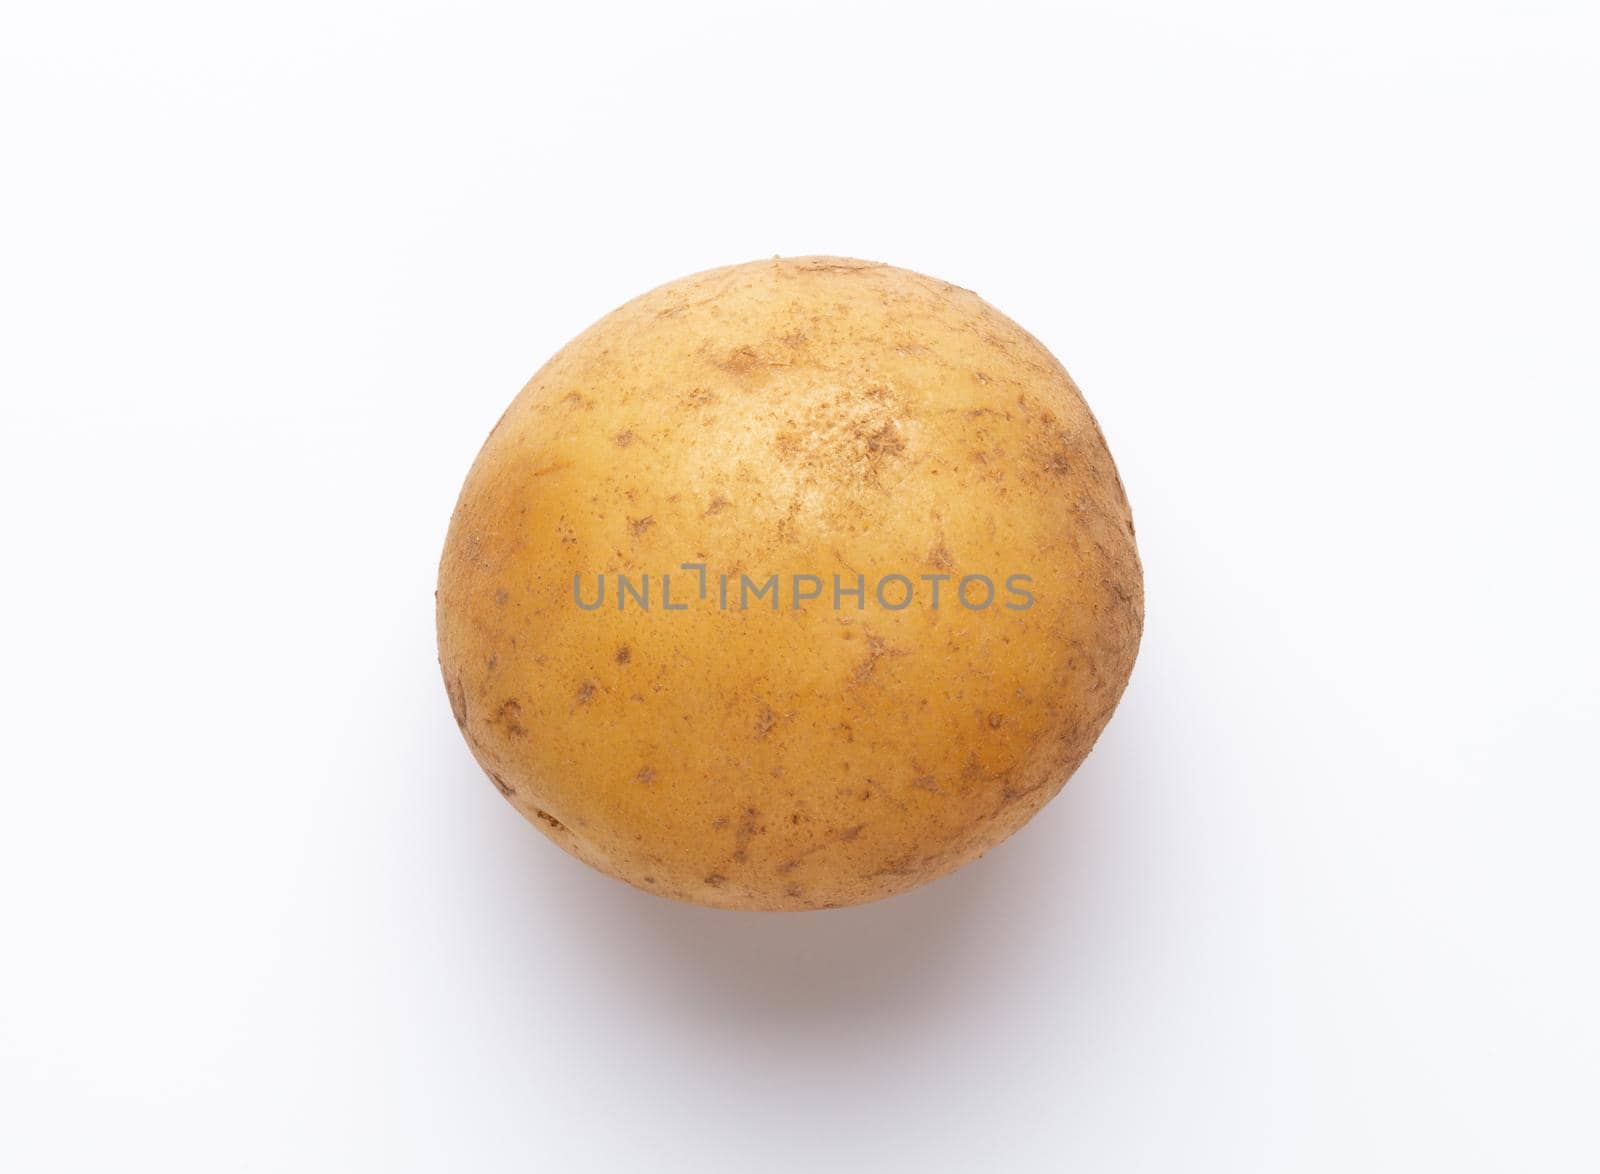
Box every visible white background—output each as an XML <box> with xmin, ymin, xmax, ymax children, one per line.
<box><xmin>3</xmin><ymin>2</ymin><xmax>1597</xmax><ymax>1170</ymax></box>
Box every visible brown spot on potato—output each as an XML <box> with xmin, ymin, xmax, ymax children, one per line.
<box><xmin>635</xmin><ymin>765</ymin><xmax>656</xmax><ymax>786</ymax></box>
<box><xmin>614</xmin><ymin>429</ymin><xmax>635</xmax><ymax>447</ymax></box>
<box><xmin>628</xmin><ymin>515</ymin><xmax>655</xmax><ymax>537</ymax></box>
<box><xmin>715</xmin><ymin>346</ymin><xmax>762</xmax><ymax>375</ymax></box>
<box><xmin>615</xmin><ymin>645</ymin><xmax>631</xmax><ymax>664</ymax></box>
<box><xmin>495</xmin><ymin>698</ymin><xmax>526</xmax><ymax>737</ymax></box>
<box><xmin>793</xmin><ymin>258</ymin><xmax>884</xmax><ymax>274</ymax></box>
<box><xmin>864</xmin><ymin>419</ymin><xmax>904</xmax><ymax>459</ymax></box>
<box><xmin>575</xmin><ymin>682</ymin><xmax>597</xmax><ymax>705</ymax></box>
<box><xmin>445</xmin><ymin>675</ymin><xmax>466</xmax><ymax>730</ymax></box>
<box><xmin>850</xmin><ymin>633</ymin><xmax>902</xmax><ymax>686</ymax></box>
<box><xmin>732</xmin><ymin>806</ymin><xmax>763</xmax><ymax>862</ymax></box>
<box><xmin>778</xmin><ymin>823</ymin><xmax>867</xmax><ymax>874</ymax></box>
<box><xmin>533</xmin><ymin>808</ymin><xmax>565</xmax><ymax>831</ymax></box>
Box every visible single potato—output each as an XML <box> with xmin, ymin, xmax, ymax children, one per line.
<box><xmin>437</xmin><ymin>257</ymin><xmax>1143</xmax><ymax>910</ymax></box>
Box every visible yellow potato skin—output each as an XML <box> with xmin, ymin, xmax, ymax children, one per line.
<box><xmin>437</xmin><ymin>257</ymin><xmax>1142</xmax><ymax>910</ymax></box>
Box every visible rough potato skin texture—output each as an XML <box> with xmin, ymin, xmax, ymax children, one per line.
<box><xmin>437</xmin><ymin>257</ymin><xmax>1142</xmax><ymax>910</ymax></box>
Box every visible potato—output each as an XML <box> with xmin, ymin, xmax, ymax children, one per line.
<box><xmin>436</xmin><ymin>257</ymin><xmax>1143</xmax><ymax>910</ymax></box>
